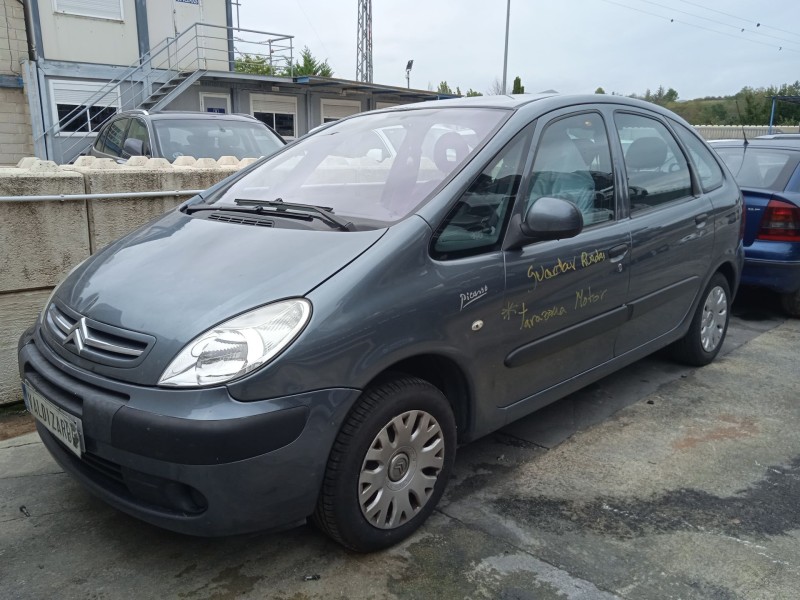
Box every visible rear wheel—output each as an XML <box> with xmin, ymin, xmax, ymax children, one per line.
<box><xmin>313</xmin><ymin>376</ymin><xmax>456</xmax><ymax>552</ymax></box>
<box><xmin>780</xmin><ymin>290</ymin><xmax>800</xmax><ymax>318</ymax></box>
<box><xmin>671</xmin><ymin>273</ymin><xmax>730</xmax><ymax>366</ymax></box>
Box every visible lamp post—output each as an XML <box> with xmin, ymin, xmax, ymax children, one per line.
<box><xmin>406</xmin><ymin>59</ymin><xmax>414</xmax><ymax>89</ymax></box>
<box><xmin>502</xmin><ymin>0</ymin><xmax>510</xmax><ymax>94</ymax></box>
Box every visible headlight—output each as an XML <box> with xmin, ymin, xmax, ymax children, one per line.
<box><xmin>158</xmin><ymin>299</ymin><xmax>312</xmax><ymax>388</ymax></box>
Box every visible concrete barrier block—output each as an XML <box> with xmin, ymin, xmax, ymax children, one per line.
<box><xmin>124</xmin><ymin>156</ymin><xmax>149</xmax><ymax>167</ymax></box>
<box><xmin>71</xmin><ymin>156</ymin><xmax>96</xmax><ymax>168</ymax></box>
<box><xmin>217</xmin><ymin>156</ymin><xmax>239</xmax><ymax>167</ymax></box>
<box><xmin>15</xmin><ymin>157</ymin><xmax>38</xmax><ymax>169</ymax></box>
<box><xmin>143</xmin><ymin>158</ymin><xmax>173</xmax><ymax>169</ymax></box>
<box><xmin>0</xmin><ymin>166</ymin><xmax>88</xmax><ymax>291</ymax></box>
<box><xmin>29</xmin><ymin>160</ymin><xmax>61</xmax><ymax>173</ymax></box>
<box><xmin>194</xmin><ymin>158</ymin><xmax>220</xmax><ymax>169</ymax></box>
<box><xmin>0</xmin><ymin>289</ymin><xmax>50</xmax><ymax>406</ymax></box>
<box><xmin>82</xmin><ymin>166</ymin><xmax>232</xmax><ymax>250</ymax></box>
<box><xmin>172</xmin><ymin>156</ymin><xmax>197</xmax><ymax>167</ymax></box>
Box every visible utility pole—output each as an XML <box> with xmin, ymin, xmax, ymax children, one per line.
<box><xmin>502</xmin><ymin>0</ymin><xmax>510</xmax><ymax>94</ymax></box>
<box><xmin>356</xmin><ymin>0</ymin><xmax>373</xmax><ymax>83</ymax></box>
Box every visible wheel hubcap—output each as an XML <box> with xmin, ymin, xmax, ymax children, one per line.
<box><xmin>358</xmin><ymin>410</ymin><xmax>445</xmax><ymax>529</ymax></box>
<box><xmin>700</xmin><ymin>285</ymin><xmax>727</xmax><ymax>352</ymax></box>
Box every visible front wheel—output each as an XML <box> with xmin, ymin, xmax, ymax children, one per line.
<box><xmin>312</xmin><ymin>376</ymin><xmax>456</xmax><ymax>552</ymax></box>
<box><xmin>670</xmin><ymin>273</ymin><xmax>731</xmax><ymax>366</ymax></box>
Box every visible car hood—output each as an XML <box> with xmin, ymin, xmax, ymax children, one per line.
<box><xmin>47</xmin><ymin>210</ymin><xmax>387</xmax><ymax>385</ymax></box>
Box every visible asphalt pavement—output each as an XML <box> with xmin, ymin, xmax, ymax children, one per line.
<box><xmin>1</xmin><ymin>290</ymin><xmax>798</xmax><ymax>600</ymax></box>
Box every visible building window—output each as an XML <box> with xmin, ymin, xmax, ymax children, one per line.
<box><xmin>50</xmin><ymin>80</ymin><xmax>120</xmax><ymax>135</ymax></box>
<box><xmin>54</xmin><ymin>0</ymin><xmax>124</xmax><ymax>21</ymax></box>
<box><xmin>321</xmin><ymin>99</ymin><xmax>362</xmax><ymax>124</ymax></box>
<box><xmin>251</xmin><ymin>94</ymin><xmax>297</xmax><ymax>139</ymax></box>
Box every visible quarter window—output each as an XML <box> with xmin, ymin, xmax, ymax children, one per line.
<box><xmin>671</xmin><ymin>121</ymin><xmax>724</xmax><ymax>191</ymax></box>
<box><xmin>527</xmin><ymin>112</ymin><xmax>615</xmax><ymax>225</ymax></box>
<box><xmin>615</xmin><ymin>113</ymin><xmax>692</xmax><ymax>212</ymax></box>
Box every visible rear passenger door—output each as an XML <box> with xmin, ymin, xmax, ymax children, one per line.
<box><xmin>613</xmin><ymin>111</ymin><xmax>714</xmax><ymax>355</ymax></box>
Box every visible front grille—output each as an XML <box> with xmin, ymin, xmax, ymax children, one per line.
<box><xmin>207</xmin><ymin>213</ymin><xmax>274</xmax><ymax>227</ymax></box>
<box><xmin>44</xmin><ymin>303</ymin><xmax>153</xmax><ymax>367</ymax></box>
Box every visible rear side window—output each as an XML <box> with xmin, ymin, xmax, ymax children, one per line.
<box><xmin>671</xmin><ymin>121</ymin><xmax>724</xmax><ymax>191</ymax></box>
<box><xmin>616</xmin><ymin>113</ymin><xmax>692</xmax><ymax>212</ymax></box>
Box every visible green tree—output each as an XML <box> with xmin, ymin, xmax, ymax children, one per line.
<box><xmin>235</xmin><ymin>54</ymin><xmax>278</xmax><ymax>76</ymax></box>
<box><xmin>512</xmin><ymin>76</ymin><xmax>524</xmax><ymax>94</ymax></box>
<box><xmin>290</xmin><ymin>46</ymin><xmax>334</xmax><ymax>77</ymax></box>
<box><xmin>437</xmin><ymin>81</ymin><xmax>454</xmax><ymax>94</ymax></box>
<box><xmin>465</xmin><ymin>88</ymin><xmax>483</xmax><ymax>97</ymax></box>
<box><xmin>595</xmin><ymin>87</ymin><xmax>606</xmax><ymax>94</ymax></box>
<box><xmin>235</xmin><ymin>46</ymin><xmax>333</xmax><ymax>78</ymax></box>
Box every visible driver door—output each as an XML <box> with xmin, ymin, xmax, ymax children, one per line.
<box><xmin>498</xmin><ymin>109</ymin><xmax>631</xmax><ymax>407</ymax></box>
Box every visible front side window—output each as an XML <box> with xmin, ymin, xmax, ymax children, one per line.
<box><xmin>432</xmin><ymin>127</ymin><xmax>530</xmax><ymax>259</ymax></box>
<box><xmin>207</xmin><ymin>108</ymin><xmax>509</xmax><ymax>224</ymax></box>
<box><xmin>527</xmin><ymin>112</ymin><xmax>615</xmax><ymax>225</ymax></box>
<box><xmin>124</xmin><ymin>119</ymin><xmax>150</xmax><ymax>156</ymax></box>
<box><xmin>101</xmin><ymin>118</ymin><xmax>129</xmax><ymax>157</ymax></box>
<box><xmin>616</xmin><ymin>113</ymin><xmax>692</xmax><ymax>212</ymax></box>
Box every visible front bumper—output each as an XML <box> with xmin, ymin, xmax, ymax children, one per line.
<box><xmin>18</xmin><ymin>328</ymin><xmax>361</xmax><ymax>536</ymax></box>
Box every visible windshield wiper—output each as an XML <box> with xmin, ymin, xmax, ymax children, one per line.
<box><xmin>234</xmin><ymin>198</ymin><xmax>356</xmax><ymax>231</ymax></box>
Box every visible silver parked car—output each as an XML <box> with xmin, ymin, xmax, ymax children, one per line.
<box><xmin>87</xmin><ymin>110</ymin><xmax>285</xmax><ymax>162</ymax></box>
<box><xmin>20</xmin><ymin>94</ymin><xmax>743</xmax><ymax>551</ymax></box>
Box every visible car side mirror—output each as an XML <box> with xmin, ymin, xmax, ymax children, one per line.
<box><xmin>503</xmin><ymin>196</ymin><xmax>584</xmax><ymax>250</ymax></box>
<box><xmin>123</xmin><ymin>137</ymin><xmax>144</xmax><ymax>157</ymax></box>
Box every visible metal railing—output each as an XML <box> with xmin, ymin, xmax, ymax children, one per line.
<box><xmin>40</xmin><ymin>24</ymin><xmax>294</xmax><ymax>163</ymax></box>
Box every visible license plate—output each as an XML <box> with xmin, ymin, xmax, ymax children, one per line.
<box><xmin>23</xmin><ymin>381</ymin><xmax>84</xmax><ymax>457</ymax></box>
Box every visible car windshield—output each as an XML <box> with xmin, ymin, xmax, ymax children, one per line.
<box><xmin>714</xmin><ymin>145</ymin><xmax>799</xmax><ymax>191</ymax></box>
<box><xmin>206</xmin><ymin>107</ymin><xmax>508</xmax><ymax>223</ymax></box>
<box><xmin>153</xmin><ymin>118</ymin><xmax>284</xmax><ymax>160</ymax></box>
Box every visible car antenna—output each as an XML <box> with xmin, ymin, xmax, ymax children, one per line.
<box><xmin>735</xmin><ymin>100</ymin><xmax>749</xmax><ymax>147</ymax></box>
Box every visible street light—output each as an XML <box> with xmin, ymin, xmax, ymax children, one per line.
<box><xmin>406</xmin><ymin>59</ymin><xmax>414</xmax><ymax>89</ymax></box>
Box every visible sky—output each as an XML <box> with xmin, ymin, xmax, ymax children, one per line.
<box><xmin>236</xmin><ymin>1</ymin><xmax>800</xmax><ymax>100</ymax></box>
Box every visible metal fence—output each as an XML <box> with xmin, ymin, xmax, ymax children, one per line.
<box><xmin>693</xmin><ymin>125</ymin><xmax>800</xmax><ymax>140</ymax></box>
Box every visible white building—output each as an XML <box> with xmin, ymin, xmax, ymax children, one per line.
<box><xmin>10</xmin><ymin>0</ymin><xmax>452</xmax><ymax>164</ymax></box>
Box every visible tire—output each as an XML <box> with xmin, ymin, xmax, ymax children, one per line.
<box><xmin>780</xmin><ymin>290</ymin><xmax>800</xmax><ymax>318</ymax></box>
<box><xmin>670</xmin><ymin>273</ymin><xmax>731</xmax><ymax>367</ymax></box>
<box><xmin>312</xmin><ymin>375</ymin><xmax>456</xmax><ymax>552</ymax></box>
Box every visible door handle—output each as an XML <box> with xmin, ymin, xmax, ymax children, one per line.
<box><xmin>695</xmin><ymin>213</ymin><xmax>708</xmax><ymax>227</ymax></box>
<box><xmin>608</xmin><ymin>244</ymin><xmax>629</xmax><ymax>262</ymax></box>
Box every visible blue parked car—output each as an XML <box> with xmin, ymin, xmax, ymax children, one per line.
<box><xmin>19</xmin><ymin>95</ymin><xmax>743</xmax><ymax>551</ymax></box>
<box><xmin>711</xmin><ymin>138</ymin><xmax>800</xmax><ymax>316</ymax></box>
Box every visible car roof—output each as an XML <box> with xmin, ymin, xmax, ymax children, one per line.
<box><xmin>384</xmin><ymin>93</ymin><xmax>693</xmax><ymax>123</ymax></box>
<box><xmin>117</xmin><ymin>110</ymin><xmax>261</xmax><ymax>123</ymax></box>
